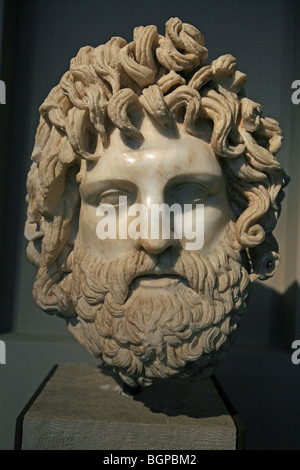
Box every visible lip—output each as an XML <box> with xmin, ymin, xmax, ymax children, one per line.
<box><xmin>132</xmin><ymin>273</ymin><xmax>188</xmax><ymax>289</ymax></box>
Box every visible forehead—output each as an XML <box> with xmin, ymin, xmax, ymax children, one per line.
<box><xmin>82</xmin><ymin>118</ymin><xmax>222</xmax><ymax>185</ymax></box>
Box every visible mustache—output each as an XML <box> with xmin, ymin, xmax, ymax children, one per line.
<box><xmin>129</xmin><ymin>248</ymin><xmax>208</xmax><ymax>291</ymax></box>
<box><xmin>74</xmin><ymin>244</ymin><xmax>224</xmax><ymax>306</ymax></box>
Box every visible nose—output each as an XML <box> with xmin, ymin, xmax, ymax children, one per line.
<box><xmin>136</xmin><ymin>237</ymin><xmax>175</xmax><ymax>255</ymax></box>
<box><xmin>133</xmin><ymin>191</ymin><xmax>178</xmax><ymax>255</ymax></box>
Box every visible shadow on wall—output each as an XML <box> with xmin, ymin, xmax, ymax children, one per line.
<box><xmin>282</xmin><ymin>280</ymin><xmax>300</xmax><ymax>348</ymax></box>
<box><xmin>234</xmin><ymin>280</ymin><xmax>300</xmax><ymax>349</ymax></box>
<box><xmin>0</xmin><ymin>0</ymin><xmax>38</xmax><ymax>334</ymax></box>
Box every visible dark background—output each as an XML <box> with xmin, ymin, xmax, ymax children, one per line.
<box><xmin>0</xmin><ymin>0</ymin><xmax>299</xmax><ymax>450</ymax></box>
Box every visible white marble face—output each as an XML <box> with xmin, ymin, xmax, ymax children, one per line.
<box><xmin>77</xmin><ymin>116</ymin><xmax>235</xmax><ymax>267</ymax></box>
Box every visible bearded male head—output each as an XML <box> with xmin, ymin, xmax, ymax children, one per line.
<box><xmin>25</xmin><ymin>18</ymin><xmax>288</xmax><ymax>387</ymax></box>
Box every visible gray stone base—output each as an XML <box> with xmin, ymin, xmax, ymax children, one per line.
<box><xmin>17</xmin><ymin>363</ymin><xmax>244</xmax><ymax>450</ymax></box>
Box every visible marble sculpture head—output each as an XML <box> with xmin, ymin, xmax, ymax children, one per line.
<box><xmin>25</xmin><ymin>18</ymin><xmax>288</xmax><ymax>387</ymax></box>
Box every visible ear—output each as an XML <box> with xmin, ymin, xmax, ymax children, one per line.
<box><xmin>248</xmin><ymin>234</ymin><xmax>281</xmax><ymax>281</ymax></box>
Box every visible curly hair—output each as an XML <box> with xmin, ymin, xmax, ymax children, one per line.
<box><xmin>25</xmin><ymin>17</ymin><xmax>289</xmax><ymax>318</ymax></box>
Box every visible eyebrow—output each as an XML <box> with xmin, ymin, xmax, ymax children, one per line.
<box><xmin>81</xmin><ymin>173</ymin><xmax>223</xmax><ymax>199</ymax></box>
<box><xmin>80</xmin><ymin>179</ymin><xmax>136</xmax><ymax>199</ymax></box>
<box><xmin>167</xmin><ymin>173</ymin><xmax>222</xmax><ymax>185</ymax></box>
<box><xmin>166</xmin><ymin>173</ymin><xmax>224</xmax><ymax>194</ymax></box>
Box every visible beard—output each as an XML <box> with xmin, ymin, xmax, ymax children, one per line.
<box><xmin>63</xmin><ymin>226</ymin><xmax>250</xmax><ymax>387</ymax></box>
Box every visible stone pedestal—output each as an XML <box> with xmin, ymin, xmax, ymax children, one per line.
<box><xmin>15</xmin><ymin>363</ymin><xmax>245</xmax><ymax>450</ymax></box>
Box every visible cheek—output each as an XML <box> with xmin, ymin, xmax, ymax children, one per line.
<box><xmin>203</xmin><ymin>192</ymin><xmax>235</xmax><ymax>247</ymax></box>
<box><xmin>204</xmin><ymin>206</ymin><xmax>230</xmax><ymax>239</ymax></box>
<box><xmin>179</xmin><ymin>192</ymin><xmax>234</xmax><ymax>254</ymax></box>
<box><xmin>77</xmin><ymin>201</ymin><xmax>134</xmax><ymax>260</ymax></box>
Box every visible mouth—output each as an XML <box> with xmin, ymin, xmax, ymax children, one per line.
<box><xmin>131</xmin><ymin>273</ymin><xmax>189</xmax><ymax>289</ymax></box>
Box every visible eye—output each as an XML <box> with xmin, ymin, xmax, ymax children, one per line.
<box><xmin>99</xmin><ymin>189</ymin><xmax>134</xmax><ymax>207</ymax></box>
<box><xmin>167</xmin><ymin>182</ymin><xmax>208</xmax><ymax>207</ymax></box>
